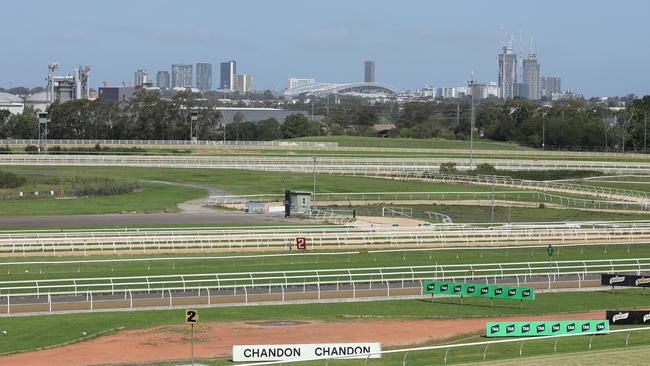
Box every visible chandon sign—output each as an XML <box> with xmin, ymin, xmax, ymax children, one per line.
<box><xmin>232</xmin><ymin>343</ymin><xmax>382</xmax><ymax>362</ymax></box>
<box><xmin>601</xmin><ymin>274</ymin><xmax>650</xmax><ymax>288</ymax></box>
<box><xmin>606</xmin><ymin>310</ymin><xmax>650</xmax><ymax>325</ymax></box>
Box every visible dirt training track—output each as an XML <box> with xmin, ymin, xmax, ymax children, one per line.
<box><xmin>0</xmin><ymin>312</ymin><xmax>603</xmax><ymax>366</ymax></box>
<box><xmin>0</xmin><ymin>211</ymin><xmax>293</xmax><ymax>229</ymax></box>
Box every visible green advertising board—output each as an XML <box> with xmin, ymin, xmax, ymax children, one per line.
<box><xmin>486</xmin><ymin>320</ymin><xmax>608</xmax><ymax>337</ymax></box>
<box><xmin>423</xmin><ymin>281</ymin><xmax>535</xmax><ymax>301</ymax></box>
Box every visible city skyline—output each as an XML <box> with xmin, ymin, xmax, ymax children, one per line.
<box><xmin>1</xmin><ymin>0</ymin><xmax>649</xmax><ymax>97</ymax></box>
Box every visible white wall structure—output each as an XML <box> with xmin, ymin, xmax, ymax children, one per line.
<box><xmin>287</xmin><ymin>78</ymin><xmax>316</xmax><ymax>90</ymax></box>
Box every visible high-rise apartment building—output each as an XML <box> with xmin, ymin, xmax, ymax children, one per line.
<box><xmin>156</xmin><ymin>71</ymin><xmax>170</xmax><ymax>90</ymax></box>
<box><xmin>497</xmin><ymin>43</ymin><xmax>517</xmax><ymax>99</ymax></box>
<box><xmin>171</xmin><ymin>64</ymin><xmax>193</xmax><ymax>89</ymax></box>
<box><xmin>364</xmin><ymin>60</ymin><xmax>375</xmax><ymax>82</ymax></box>
<box><xmin>220</xmin><ymin>61</ymin><xmax>236</xmax><ymax>90</ymax></box>
<box><xmin>134</xmin><ymin>69</ymin><xmax>149</xmax><ymax>87</ymax></box>
<box><xmin>233</xmin><ymin>74</ymin><xmax>253</xmax><ymax>93</ymax></box>
<box><xmin>540</xmin><ymin>76</ymin><xmax>561</xmax><ymax>97</ymax></box>
<box><xmin>523</xmin><ymin>51</ymin><xmax>541</xmax><ymax>100</ymax></box>
<box><xmin>467</xmin><ymin>72</ymin><xmax>486</xmax><ymax>99</ymax></box>
<box><xmin>196</xmin><ymin>63</ymin><xmax>212</xmax><ymax>91</ymax></box>
<box><xmin>287</xmin><ymin>77</ymin><xmax>316</xmax><ymax>90</ymax></box>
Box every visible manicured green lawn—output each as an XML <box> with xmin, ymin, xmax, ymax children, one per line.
<box><xmin>1</xmin><ymin>166</ymin><xmax>510</xmax><ymax>196</ymax></box>
<box><xmin>285</xmin><ymin>136</ymin><xmax>532</xmax><ymax>151</ymax></box>
<box><xmin>337</xmin><ymin>204</ymin><xmax>650</xmax><ymax>223</ymax></box>
<box><xmin>0</xmin><ymin>182</ymin><xmax>205</xmax><ymax>216</ymax></box>
<box><xmin>2</xmin><ymin>242</ymin><xmax>648</xmax><ymax>282</ymax></box>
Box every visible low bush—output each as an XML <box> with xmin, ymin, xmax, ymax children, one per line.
<box><xmin>24</xmin><ymin>145</ymin><xmax>38</xmax><ymax>154</ymax></box>
<box><xmin>0</xmin><ymin>171</ymin><xmax>26</xmax><ymax>188</ymax></box>
<box><xmin>439</xmin><ymin>162</ymin><xmax>458</xmax><ymax>174</ymax></box>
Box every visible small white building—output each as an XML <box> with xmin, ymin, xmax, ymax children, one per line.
<box><xmin>0</xmin><ymin>92</ymin><xmax>24</xmax><ymax>114</ymax></box>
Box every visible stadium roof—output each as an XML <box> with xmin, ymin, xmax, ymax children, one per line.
<box><xmin>284</xmin><ymin>82</ymin><xmax>400</xmax><ymax>98</ymax></box>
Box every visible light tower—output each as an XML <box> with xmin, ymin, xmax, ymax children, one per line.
<box><xmin>46</xmin><ymin>62</ymin><xmax>59</xmax><ymax>103</ymax></box>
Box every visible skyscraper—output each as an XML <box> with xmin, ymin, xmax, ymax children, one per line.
<box><xmin>156</xmin><ymin>71</ymin><xmax>170</xmax><ymax>90</ymax></box>
<box><xmin>220</xmin><ymin>61</ymin><xmax>236</xmax><ymax>90</ymax></box>
<box><xmin>541</xmin><ymin>77</ymin><xmax>561</xmax><ymax>97</ymax></box>
<box><xmin>171</xmin><ymin>64</ymin><xmax>193</xmax><ymax>89</ymax></box>
<box><xmin>523</xmin><ymin>51</ymin><xmax>541</xmax><ymax>100</ymax></box>
<box><xmin>233</xmin><ymin>74</ymin><xmax>253</xmax><ymax>93</ymax></box>
<box><xmin>497</xmin><ymin>42</ymin><xmax>517</xmax><ymax>99</ymax></box>
<box><xmin>196</xmin><ymin>63</ymin><xmax>212</xmax><ymax>91</ymax></box>
<box><xmin>364</xmin><ymin>60</ymin><xmax>375</xmax><ymax>82</ymax></box>
<box><xmin>134</xmin><ymin>69</ymin><xmax>149</xmax><ymax>87</ymax></box>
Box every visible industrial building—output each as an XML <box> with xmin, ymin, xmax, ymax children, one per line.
<box><xmin>0</xmin><ymin>92</ymin><xmax>24</xmax><ymax>114</ymax></box>
<box><xmin>46</xmin><ymin>62</ymin><xmax>90</xmax><ymax>103</ymax></box>
<box><xmin>24</xmin><ymin>91</ymin><xmax>48</xmax><ymax>111</ymax></box>
<box><xmin>98</xmin><ymin>87</ymin><xmax>136</xmax><ymax>102</ymax></box>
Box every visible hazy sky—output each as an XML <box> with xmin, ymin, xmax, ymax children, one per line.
<box><xmin>2</xmin><ymin>0</ymin><xmax>649</xmax><ymax>96</ymax></box>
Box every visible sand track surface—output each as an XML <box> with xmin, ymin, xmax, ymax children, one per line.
<box><xmin>0</xmin><ymin>311</ymin><xmax>605</xmax><ymax>366</ymax></box>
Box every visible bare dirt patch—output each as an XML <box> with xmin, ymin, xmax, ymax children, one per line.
<box><xmin>0</xmin><ymin>311</ymin><xmax>603</xmax><ymax>366</ymax></box>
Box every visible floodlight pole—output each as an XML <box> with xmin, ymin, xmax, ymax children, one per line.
<box><xmin>470</xmin><ymin>95</ymin><xmax>475</xmax><ymax>170</ymax></box>
<box><xmin>190</xmin><ymin>111</ymin><xmax>198</xmax><ymax>143</ymax></box>
<box><xmin>643</xmin><ymin>111</ymin><xmax>648</xmax><ymax>153</ymax></box>
<box><xmin>542</xmin><ymin>116</ymin><xmax>546</xmax><ymax>151</ymax></box>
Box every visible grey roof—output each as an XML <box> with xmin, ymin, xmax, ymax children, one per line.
<box><xmin>25</xmin><ymin>91</ymin><xmax>47</xmax><ymax>102</ymax></box>
<box><xmin>0</xmin><ymin>92</ymin><xmax>23</xmax><ymax>103</ymax></box>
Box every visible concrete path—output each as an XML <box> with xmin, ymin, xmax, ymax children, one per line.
<box><xmin>144</xmin><ymin>180</ymin><xmax>228</xmax><ymax>214</ymax></box>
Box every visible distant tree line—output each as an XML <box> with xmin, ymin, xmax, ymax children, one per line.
<box><xmin>2</xmin><ymin>86</ymin><xmax>650</xmax><ymax>151</ymax></box>
<box><xmin>0</xmin><ymin>89</ymin><xmax>318</xmax><ymax>141</ymax></box>
<box><xmin>305</xmin><ymin>95</ymin><xmax>650</xmax><ymax>151</ymax></box>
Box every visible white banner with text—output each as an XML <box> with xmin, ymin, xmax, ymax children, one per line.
<box><xmin>233</xmin><ymin>343</ymin><xmax>382</xmax><ymax>362</ymax></box>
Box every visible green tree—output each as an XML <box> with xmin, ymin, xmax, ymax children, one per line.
<box><xmin>256</xmin><ymin>118</ymin><xmax>282</xmax><ymax>140</ymax></box>
<box><xmin>1</xmin><ymin>114</ymin><xmax>38</xmax><ymax>138</ymax></box>
<box><xmin>281</xmin><ymin>114</ymin><xmax>319</xmax><ymax>138</ymax></box>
